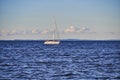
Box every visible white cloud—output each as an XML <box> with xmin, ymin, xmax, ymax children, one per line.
<box><xmin>64</xmin><ymin>26</ymin><xmax>89</xmax><ymax>33</ymax></box>
<box><xmin>0</xmin><ymin>29</ymin><xmax>27</xmax><ymax>36</ymax></box>
<box><xmin>31</xmin><ymin>29</ymin><xmax>36</xmax><ymax>34</ymax></box>
<box><xmin>0</xmin><ymin>26</ymin><xmax>90</xmax><ymax>36</ymax></box>
<box><xmin>41</xmin><ymin>29</ymin><xmax>49</xmax><ymax>34</ymax></box>
<box><xmin>31</xmin><ymin>29</ymin><xmax>40</xmax><ymax>34</ymax></box>
<box><xmin>8</xmin><ymin>29</ymin><xmax>27</xmax><ymax>35</ymax></box>
<box><xmin>0</xmin><ymin>30</ymin><xmax>10</xmax><ymax>36</ymax></box>
<box><xmin>9</xmin><ymin>29</ymin><xmax>17</xmax><ymax>35</ymax></box>
<box><xmin>64</xmin><ymin>26</ymin><xmax>76</xmax><ymax>33</ymax></box>
<box><xmin>40</xmin><ymin>28</ymin><xmax>55</xmax><ymax>34</ymax></box>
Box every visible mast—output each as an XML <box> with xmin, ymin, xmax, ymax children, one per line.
<box><xmin>52</xmin><ymin>30</ymin><xmax>55</xmax><ymax>40</ymax></box>
<box><xmin>53</xmin><ymin>16</ymin><xmax>59</xmax><ymax>41</ymax></box>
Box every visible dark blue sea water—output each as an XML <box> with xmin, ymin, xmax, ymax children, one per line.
<box><xmin>0</xmin><ymin>40</ymin><xmax>120</xmax><ymax>80</ymax></box>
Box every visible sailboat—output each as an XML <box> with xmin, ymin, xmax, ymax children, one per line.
<box><xmin>44</xmin><ymin>17</ymin><xmax>60</xmax><ymax>45</ymax></box>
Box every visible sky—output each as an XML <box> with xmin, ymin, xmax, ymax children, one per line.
<box><xmin>0</xmin><ymin>0</ymin><xmax>120</xmax><ymax>40</ymax></box>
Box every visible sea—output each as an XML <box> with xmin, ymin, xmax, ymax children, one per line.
<box><xmin>0</xmin><ymin>40</ymin><xmax>120</xmax><ymax>80</ymax></box>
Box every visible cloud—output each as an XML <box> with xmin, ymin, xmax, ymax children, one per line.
<box><xmin>64</xmin><ymin>26</ymin><xmax>76</xmax><ymax>33</ymax></box>
<box><xmin>64</xmin><ymin>26</ymin><xmax>89</xmax><ymax>33</ymax></box>
<box><xmin>0</xmin><ymin>26</ymin><xmax>91</xmax><ymax>36</ymax></box>
<box><xmin>41</xmin><ymin>29</ymin><xmax>49</xmax><ymax>34</ymax></box>
<box><xmin>76</xmin><ymin>27</ymin><xmax>89</xmax><ymax>33</ymax></box>
<box><xmin>31</xmin><ymin>29</ymin><xmax>40</xmax><ymax>34</ymax></box>
<box><xmin>0</xmin><ymin>29</ymin><xmax>27</xmax><ymax>36</ymax></box>
<box><xmin>8</xmin><ymin>29</ymin><xmax>27</xmax><ymax>35</ymax></box>
<box><xmin>0</xmin><ymin>28</ymin><xmax>51</xmax><ymax>36</ymax></box>
<box><xmin>0</xmin><ymin>30</ymin><xmax>13</xmax><ymax>36</ymax></box>
<box><xmin>9</xmin><ymin>29</ymin><xmax>16</xmax><ymax>35</ymax></box>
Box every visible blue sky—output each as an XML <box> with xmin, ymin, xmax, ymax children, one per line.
<box><xmin>0</xmin><ymin>0</ymin><xmax>120</xmax><ymax>40</ymax></box>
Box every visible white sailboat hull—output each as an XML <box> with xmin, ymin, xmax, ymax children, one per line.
<box><xmin>44</xmin><ymin>41</ymin><xmax>60</xmax><ymax>44</ymax></box>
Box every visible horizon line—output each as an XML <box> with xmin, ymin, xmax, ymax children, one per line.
<box><xmin>0</xmin><ymin>39</ymin><xmax>120</xmax><ymax>41</ymax></box>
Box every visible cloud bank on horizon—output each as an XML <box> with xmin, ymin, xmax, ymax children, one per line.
<box><xmin>0</xmin><ymin>25</ymin><xmax>120</xmax><ymax>40</ymax></box>
<box><xmin>0</xmin><ymin>26</ymin><xmax>90</xmax><ymax>36</ymax></box>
